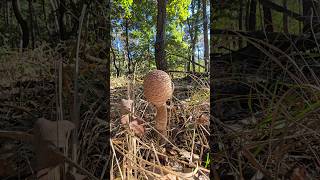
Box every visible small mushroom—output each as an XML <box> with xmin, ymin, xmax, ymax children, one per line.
<box><xmin>143</xmin><ymin>70</ymin><xmax>173</xmax><ymax>138</ymax></box>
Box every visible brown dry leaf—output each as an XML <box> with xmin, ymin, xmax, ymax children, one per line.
<box><xmin>120</xmin><ymin>99</ymin><xmax>133</xmax><ymax>115</ymax></box>
<box><xmin>34</xmin><ymin>118</ymin><xmax>75</xmax><ymax>148</ymax></box>
<box><xmin>129</xmin><ymin>120</ymin><xmax>145</xmax><ymax>137</ymax></box>
<box><xmin>33</xmin><ymin>143</ymin><xmax>65</xmax><ymax>170</ymax></box>
<box><xmin>133</xmin><ymin>115</ymin><xmax>144</xmax><ymax>124</ymax></box>
<box><xmin>196</xmin><ymin>114</ymin><xmax>209</xmax><ymax>125</ymax></box>
<box><xmin>178</xmin><ymin>149</ymin><xmax>200</xmax><ymax>160</ymax></box>
<box><xmin>120</xmin><ymin>114</ymin><xmax>130</xmax><ymax>125</ymax></box>
<box><xmin>291</xmin><ymin>167</ymin><xmax>307</xmax><ymax>180</ymax></box>
<box><xmin>36</xmin><ymin>167</ymin><xmax>61</xmax><ymax>180</ymax></box>
<box><xmin>33</xmin><ymin>118</ymin><xmax>73</xmax><ymax>170</ymax></box>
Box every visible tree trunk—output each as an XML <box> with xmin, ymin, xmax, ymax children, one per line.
<box><xmin>263</xmin><ymin>4</ymin><xmax>273</xmax><ymax>32</ymax></box>
<box><xmin>28</xmin><ymin>0</ymin><xmax>35</xmax><ymax>49</ymax></box>
<box><xmin>5</xmin><ymin>0</ymin><xmax>9</xmax><ymax>26</ymax></box>
<box><xmin>188</xmin><ymin>0</ymin><xmax>200</xmax><ymax>73</ymax></box>
<box><xmin>245</xmin><ymin>0</ymin><xmax>250</xmax><ymax>31</ymax></box>
<box><xmin>155</xmin><ymin>0</ymin><xmax>167</xmax><ymax>71</ymax></box>
<box><xmin>202</xmin><ymin>0</ymin><xmax>209</xmax><ymax>72</ymax></box>
<box><xmin>303</xmin><ymin>0</ymin><xmax>312</xmax><ymax>33</ymax></box>
<box><xmin>59</xmin><ymin>0</ymin><xmax>66</xmax><ymax>40</ymax></box>
<box><xmin>248</xmin><ymin>0</ymin><xmax>257</xmax><ymax>31</ymax></box>
<box><xmin>12</xmin><ymin>0</ymin><xmax>29</xmax><ymax>49</ymax></box>
<box><xmin>111</xmin><ymin>48</ymin><xmax>120</xmax><ymax>77</ymax></box>
<box><xmin>283</xmin><ymin>0</ymin><xmax>288</xmax><ymax>33</ymax></box>
<box><xmin>239</xmin><ymin>0</ymin><xmax>244</xmax><ymax>48</ymax></box>
<box><xmin>190</xmin><ymin>0</ymin><xmax>197</xmax><ymax>73</ymax></box>
<box><xmin>125</xmin><ymin>18</ymin><xmax>132</xmax><ymax>74</ymax></box>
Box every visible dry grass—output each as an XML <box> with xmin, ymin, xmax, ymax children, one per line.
<box><xmin>0</xmin><ymin>44</ymin><xmax>109</xmax><ymax>179</ymax></box>
<box><xmin>212</xmin><ymin>31</ymin><xmax>320</xmax><ymax>179</ymax></box>
<box><xmin>110</xmin><ymin>73</ymin><xmax>210</xmax><ymax>179</ymax></box>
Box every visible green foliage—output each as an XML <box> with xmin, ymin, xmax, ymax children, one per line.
<box><xmin>116</xmin><ymin>0</ymin><xmax>134</xmax><ymax>17</ymax></box>
<box><xmin>112</xmin><ymin>0</ymin><xmax>197</xmax><ymax>73</ymax></box>
<box><xmin>167</xmin><ymin>0</ymin><xmax>192</xmax><ymax>22</ymax></box>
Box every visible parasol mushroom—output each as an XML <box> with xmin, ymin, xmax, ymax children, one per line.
<box><xmin>143</xmin><ymin>70</ymin><xmax>173</xmax><ymax>139</ymax></box>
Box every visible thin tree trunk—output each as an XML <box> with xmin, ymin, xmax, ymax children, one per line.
<box><xmin>111</xmin><ymin>47</ymin><xmax>120</xmax><ymax>77</ymax></box>
<box><xmin>238</xmin><ymin>0</ymin><xmax>243</xmax><ymax>48</ymax></box>
<box><xmin>245</xmin><ymin>0</ymin><xmax>250</xmax><ymax>31</ymax></box>
<box><xmin>59</xmin><ymin>0</ymin><xmax>66</xmax><ymax>40</ymax></box>
<box><xmin>5</xmin><ymin>0</ymin><xmax>9</xmax><ymax>26</ymax></box>
<box><xmin>303</xmin><ymin>0</ymin><xmax>312</xmax><ymax>33</ymax></box>
<box><xmin>263</xmin><ymin>4</ymin><xmax>273</xmax><ymax>32</ymax></box>
<box><xmin>192</xmin><ymin>0</ymin><xmax>201</xmax><ymax>72</ymax></box>
<box><xmin>155</xmin><ymin>0</ymin><xmax>167</xmax><ymax>71</ymax></box>
<box><xmin>197</xmin><ymin>46</ymin><xmax>200</xmax><ymax>72</ymax></box>
<box><xmin>12</xmin><ymin>0</ymin><xmax>29</xmax><ymax>49</ymax></box>
<box><xmin>248</xmin><ymin>0</ymin><xmax>257</xmax><ymax>31</ymax></box>
<box><xmin>28</xmin><ymin>0</ymin><xmax>35</xmax><ymax>49</ymax></box>
<box><xmin>188</xmin><ymin>0</ymin><xmax>199</xmax><ymax>73</ymax></box>
<box><xmin>49</xmin><ymin>0</ymin><xmax>60</xmax><ymax>35</ymax></box>
<box><xmin>202</xmin><ymin>0</ymin><xmax>209</xmax><ymax>72</ymax></box>
<box><xmin>283</xmin><ymin>0</ymin><xmax>288</xmax><ymax>33</ymax></box>
<box><xmin>125</xmin><ymin>18</ymin><xmax>132</xmax><ymax>74</ymax></box>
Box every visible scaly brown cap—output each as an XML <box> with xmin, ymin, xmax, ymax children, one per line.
<box><xmin>143</xmin><ymin>70</ymin><xmax>173</xmax><ymax>106</ymax></box>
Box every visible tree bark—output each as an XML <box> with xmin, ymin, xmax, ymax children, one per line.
<box><xmin>190</xmin><ymin>0</ymin><xmax>201</xmax><ymax>73</ymax></box>
<box><xmin>111</xmin><ymin>47</ymin><xmax>120</xmax><ymax>77</ymax></box>
<box><xmin>202</xmin><ymin>0</ymin><xmax>209</xmax><ymax>72</ymax></box>
<box><xmin>155</xmin><ymin>0</ymin><xmax>167</xmax><ymax>71</ymax></box>
<box><xmin>263</xmin><ymin>4</ymin><xmax>273</xmax><ymax>32</ymax></box>
<box><xmin>59</xmin><ymin>0</ymin><xmax>66</xmax><ymax>40</ymax></box>
<box><xmin>283</xmin><ymin>0</ymin><xmax>288</xmax><ymax>33</ymax></box>
<box><xmin>28</xmin><ymin>0</ymin><xmax>35</xmax><ymax>49</ymax></box>
<box><xmin>248</xmin><ymin>0</ymin><xmax>257</xmax><ymax>31</ymax></box>
<box><xmin>12</xmin><ymin>0</ymin><xmax>29</xmax><ymax>49</ymax></box>
<box><xmin>239</xmin><ymin>0</ymin><xmax>244</xmax><ymax>48</ymax></box>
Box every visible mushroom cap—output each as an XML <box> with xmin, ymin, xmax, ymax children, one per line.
<box><xmin>143</xmin><ymin>70</ymin><xmax>173</xmax><ymax>106</ymax></box>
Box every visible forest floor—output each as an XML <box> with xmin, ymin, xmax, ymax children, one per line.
<box><xmin>0</xmin><ymin>46</ymin><xmax>108</xmax><ymax>179</ymax></box>
<box><xmin>211</xmin><ymin>42</ymin><xmax>320</xmax><ymax>179</ymax></box>
<box><xmin>110</xmin><ymin>73</ymin><xmax>210</xmax><ymax>180</ymax></box>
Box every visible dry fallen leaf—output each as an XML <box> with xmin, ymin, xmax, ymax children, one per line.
<box><xmin>291</xmin><ymin>167</ymin><xmax>307</xmax><ymax>180</ymax></box>
<box><xmin>36</xmin><ymin>166</ymin><xmax>61</xmax><ymax>180</ymax></box>
<box><xmin>120</xmin><ymin>114</ymin><xmax>130</xmax><ymax>125</ymax></box>
<box><xmin>34</xmin><ymin>118</ymin><xmax>75</xmax><ymax>148</ymax></box>
<box><xmin>33</xmin><ymin>118</ymin><xmax>74</xmax><ymax>171</ymax></box>
<box><xmin>129</xmin><ymin>120</ymin><xmax>145</xmax><ymax>136</ymax></box>
<box><xmin>33</xmin><ymin>143</ymin><xmax>65</xmax><ymax>170</ymax></box>
<box><xmin>120</xmin><ymin>99</ymin><xmax>133</xmax><ymax>115</ymax></box>
<box><xmin>196</xmin><ymin>114</ymin><xmax>209</xmax><ymax>125</ymax></box>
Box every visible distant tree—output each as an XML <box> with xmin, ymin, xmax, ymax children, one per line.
<box><xmin>12</xmin><ymin>0</ymin><xmax>29</xmax><ymax>49</ymax></box>
<box><xmin>202</xmin><ymin>0</ymin><xmax>209</xmax><ymax>72</ymax></box>
<box><xmin>238</xmin><ymin>0</ymin><xmax>244</xmax><ymax>47</ymax></box>
<box><xmin>155</xmin><ymin>0</ymin><xmax>167</xmax><ymax>71</ymax></box>
<box><xmin>263</xmin><ymin>3</ymin><xmax>273</xmax><ymax>32</ymax></box>
<box><xmin>283</xmin><ymin>0</ymin><xmax>288</xmax><ymax>33</ymax></box>
<box><xmin>248</xmin><ymin>0</ymin><xmax>257</xmax><ymax>31</ymax></box>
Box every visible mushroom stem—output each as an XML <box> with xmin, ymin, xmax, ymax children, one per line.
<box><xmin>154</xmin><ymin>104</ymin><xmax>167</xmax><ymax>137</ymax></box>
